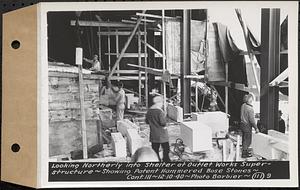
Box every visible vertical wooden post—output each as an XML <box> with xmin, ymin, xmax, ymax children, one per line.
<box><xmin>98</xmin><ymin>27</ymin><xmax>102</xmax><ymax>70</ymax></box>
<box><xmin>162</xmin><ymin>10</ymin><xmax>167</xmax><ymax>111</ymax></box>
<box><xmin>138</xmin><ymin>29</ymin><xmax>142</xmax><ymax>105</ymax></box>
<box><xmin>222</xmin><ymin>140</ymin><xmax>227</xmax><ymax>161</ymax></box>
<box><xmin>144</xmin><ymin>17</ymin><xmax>148</xmax><ymax>108</ymax></box>
<box><xmin>195</xmin><ymin>83</ymin><xmax>199</xmax><ymax>112</ymax></box>
<box><xmin>108</xmin><ymin>31</ymin><xmax>111</xmax><ymax>71</ymax></box>
<box><xmin>225</xmin><ymin>63</ymin><xmax>228</xmax><ymax>114</ymax></box>
<box><xmin>76</xmin><ymin>47</ymin><xmax>88</xmax><ymax>159</ymax></box>
<box><xmin>116</xmin><ymin>29</ymin><xmax>120</xmax><ymax>81</ymax></box>
<box><xmin>236</xmin><ymin>134</ymin><xmax>241</xmax><ymax>161</ymax></box>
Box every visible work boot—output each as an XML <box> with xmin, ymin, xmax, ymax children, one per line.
<box><xmin>242</xmin><ymin>151</ymin><xmax>252</xmax><ymax>158</ymax></box>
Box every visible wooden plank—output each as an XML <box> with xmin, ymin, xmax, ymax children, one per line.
<box><xmin>131</xmin><ymin>16</ymin><xmax>156</xmax><ymax>23</ymax></box>
<box><xmin>144</xmin><ymin>18</ymin><xmax>149</xmax><ymax>108</ymax></box>
<box><xmin>180</xmin><ymin>121</ymin><xmax>212</xmax><ymax>152</ymax></box>
<box><xmin>78</xmin><ymin>62</ymin><xmax>88</xmax><ymax>159</ymax></box>
<box><xmin>97</xmin><ymin>31</ymin><xmax>145</xmax><ymax>36</ymax></box>
<box><xmin>70</xmin><ymin>20</ymin><xmax>135</xmax><ymax>28</ymax></box>
<box><xmin>49</xmin><ymin>108</ymin><xmax>100</xmax><ymax>122</ymax></box>
<box><xmin>138</xmin><ymin>28</ymin><xmax>142</xmax><ymax>104</ymax></box>
<box><xmin>167</xmin><ymin>103</ymin><xmax>183</xmax><ymax>122</ymax></box>
<box><xmin>136</xmin><ymin>12</ymin><xmax>179</xmax><ymax>20</ymax></box>
<box><xmin>104</xmin><ymin>53</ymin><xmax>148</xmax><ymax>57</ymax></box>
<box><xmin>191</xmin><ymin>111</ymin><xmax>229</xmax><ymax>138</ymax></box>
<box><xmin>111</xmin><ymin>132</ymin><xmax>127</xmax><ymax>157</ymax></box>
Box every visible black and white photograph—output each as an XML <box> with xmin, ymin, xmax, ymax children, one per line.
<box><xmin>48</xmin><ymin>7</ymin><xmax>290</xmax><ymax>162</ymax></box>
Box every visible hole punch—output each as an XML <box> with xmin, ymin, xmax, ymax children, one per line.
<box><xmin>11</xmin><ymin>40</ymin><xmax>21</xmax><ymax>49</ymax></box>
<box><xmin>11</xmin><ymin>143</ymin><xmax>20</xmax><ymax>152</ymax></box>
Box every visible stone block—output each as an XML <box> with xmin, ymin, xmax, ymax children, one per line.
<box><xmin>117</xmin><ymin>119</ymin><xmax>139</xmax><ymax>136</ymax></box>
<box><xmin>111</xmin><ymin>132</ymin><xmax>127</xmax><ymax>157</ymax></box>
<box><xmin>251</xmin><ymin>132</ymin><xmax>289</xmax><ymax>160</ymax></box>
<box><xmin>180</xmin><ymin>121</ymin><xmax>212</xmax><ymax>152</ymax></box>
<box><xmin>268</xmin><ymin>130</ymin><xmax>288</xmax><ymax>141</ymax></box>
<box><xmin>126</xmin><ymin>129</ymin><xmax>144</xmax><ymax>155</ymax></box>
<box><xmin>191</xmin><ymin>111</ymin><xmax>229</xmax><ymax>137</ymax></box>
<box><xmin>167</xmin><ymin>104</ymin><xmax>183</xmax><ymax>122</ymax></box>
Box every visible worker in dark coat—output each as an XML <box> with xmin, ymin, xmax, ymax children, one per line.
<box><xmin>278</xmin><ymin>110</ymin><xmax>286</xmax><ymax>133</ymax></box>
<box><xmin>145</xmin><ymin>96</ymin><xmax>170</xmax><ymax>162</ymax></box>
<box><xmin>240</xmin><ymin>93</ymin><xmax>259</xmax><ymax>158</ymax></box>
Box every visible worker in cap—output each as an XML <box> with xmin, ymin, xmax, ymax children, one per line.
<box><xmin>83</xmin><ymin>54</ymin><xmax>101</xmax><ymax>72</ymax></box>
<box><xmin>240</xmin><ymin>93</ymin><xmax>259</xmax><ymax>158</ymax></box>
<box><xmin>111</xmin><ymin>81</ymin><xmax>126</xmax><ymax>121</ymax></box>
<box><xmin>145</xmin><ymin>96</ymin><xmax>170</xmax><ymax>162</ymax></box>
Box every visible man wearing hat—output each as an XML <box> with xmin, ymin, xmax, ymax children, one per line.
<box><xmin>240</xmin><ymin>93</ymin><xmax>259</xmax><ymax>158</ymax></box>
<box><xmin>145</xmin><ymin>96</ymin><xmax>170</xmax><ymax>162</ymax></box>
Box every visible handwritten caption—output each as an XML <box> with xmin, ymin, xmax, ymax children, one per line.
<box><xmin>49</xmin><ymin>161</ymin><xmax>289</xmax><ymax>181</ymax></box>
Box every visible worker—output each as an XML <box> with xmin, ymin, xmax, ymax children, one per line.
<box><xmin>131</xmin><ymin>147</ymin><xmax>160</xmax><ymax>162</ymax></box>
<box><xmin>111</xmin><ymin>81</ymin><xmax>126</xmax><ymax>121</ymax></box>
<box><xmin>278</xmin><ymin>110</ymin><xmax>286</xmax><ymax>133</ymax></box>
<box><xmin>83</xmin><ymin>54</ymin><xmax>101</xmax><ymax>71</ymax></box>
<box><xmin>145</xmin><ymin>96</ymin><xmax>170</xmax><ymax>162</ymax></box>
<box><xmin>240</xmin><ymin>93</ymin><xmax>259</xmax><ymax>158</ymax></box>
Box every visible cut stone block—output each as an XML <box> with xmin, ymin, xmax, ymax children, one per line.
<box><xmin>251</xmin><ymin>132</ymin><xmax>288</xmax><ymax>160</ymax></box>
<box><xmin>126</xmin><ymin>93</ymin><xmax>139</xmax><ymax>109</ymax></box>
<box><xmin>117</xmin><ymin>119</ymin><xmax>139</xmax><ymax>136</ymax></box>
<box><xmin>126</xmin><ymin>129</ymin><xmax>144</xmax><ymax>155</ymax></box>
<box><xmin>180</xmin><ymin>121</ymin><xmax>212</xmax><ymax>152</ymax></box>
<box><xmin>167</xmin><ymin>104</ymin><xmax>183</xmax><ymax>122</ymax></box>
<box><xmin>268</xmin><ymin>130</ymin><xmax>289</xmax><ymax>141</ymax></box>
<box><xmin>191</xmin><ymin>111</ymin><xmax>229</xmax><ymax>137</ymax></box>
<box><xmin>111</xmin><ymin>132</ymin><xmax>127</xmax><ymax>157</ymax></box>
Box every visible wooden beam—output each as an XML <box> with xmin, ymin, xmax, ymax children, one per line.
<box><xmin>140</xmin><ymin>40</ymin><xmax>164</xmax><ymax>58</ymax></box>
<box><xmin>116</xmin><ymin>29</ymin><xmax>120</xmax><ymax>81</ymax></box>
<box><xmin>108</xmin><ymin>31</ymin><xmax>111</xmax><ymax>71</ymax></box>
<box><xmin>269</xmin><ymin>68</ymin><xmax>288</xmax><ymax>87</ymax></box>
<box><xmin>104</xmin><ymin>53</ymin><xmax>148</xmax><ymax>57</ymax></box>
<box><xmin>70</xmin><ymin>20</ymin><xmax>135</xmax><ymax>28</ymax></box>
<box><xmin>136</xmin><ymin>12</ymin><xmax>178</xmax><ymax>20</ymax></box>
<box><xmin>138</xmin><ymin>28</ymin><xmax>142</xmax><ymax>105</ymax></box>
<box><xmin>162</xmin><ymin>10</ymin><xmax>167</xmax><ymax>111</ymax></box>
<box><xmin>144</xmin><ymin>17</ymin><xmax>149</xmax><ymax>108</ymax></box>
<box><xmin>131</xmin><ymin>16</ymin><xmax>156</xmax><ymax>23</ymax></box>
<box><xmin>128</xmin><ymin>64</ymin><xmax>163</xmax><ymax>76</ymax></box>
<box><xmin>76</xmin><ymin>48</ymin><xmax>88</xmax><ymax>159</ymax></box>
<box><xmin>207</xmin><ymin>81</ymin><xmax>251</xmax><ymax>92</ymax></box>
<box><xmin>97</xmin><ymin>31</ymin><xmax>145</xmax><ymax>36</ymax></box>
<box><xmin>108</xmin><ymin>10</ymin><xmax>147</xmax><ymax>80</ymax></box>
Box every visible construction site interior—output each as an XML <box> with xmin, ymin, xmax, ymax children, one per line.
<box><xmin>48</xmin><ymin>8</ymin><xmax>289</xmax><ymax>162</ymax></box>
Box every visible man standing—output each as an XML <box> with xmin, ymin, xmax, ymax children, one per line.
<box><xmin>111</xmin><ymin>81</ymin><xmax>126</xmax><ymax>121</ymax></box>
<box><xmin>145</xmin><ymin>96</ymin><xmax>170</xmax><ymax>162</ymax></box>
<box><xmin>83</xmin><ymin>54</ymin><xmax>101</xmax><ymax>71</ymax></box>
<box><xmin>240</xmin><ymin>93</ymin><xmax>259</xmax><ymax>158</ymax></box>
<box><xmin>278</xmin><ymin>110</ymin><xmax>286</xmax><ymax>133</ymax></box>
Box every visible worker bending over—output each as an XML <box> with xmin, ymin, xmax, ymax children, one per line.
<box><xmin>146</xmin><ymin>96</ymin><xmax>170</xmax><ymax>162</ymax></box>
<box><xmin>111</xmin><ymin>81</ymin><xmax>126</xmax><ymax>121</ymax></box>
<box><xmin>83</xmin><ymin>54</ymin><xmax>101</xmax><ymax>71</ymax></box>
<box><xmin>240</xmin><ymin>93</ymin><xmax>259</xmax><ymax>158</ymax></box>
